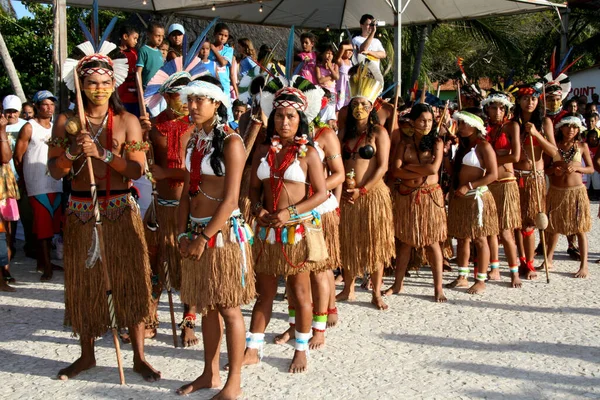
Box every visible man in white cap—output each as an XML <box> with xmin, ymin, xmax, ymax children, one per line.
<box><xmin>14</xmin><ymin>90</ymin><xmax>63</xmax><ymax>281</ymax></box>
<box><xmin>166</xmin><ymin>23</ymin><xmax>185</xmax><ymax>62</ymax></box>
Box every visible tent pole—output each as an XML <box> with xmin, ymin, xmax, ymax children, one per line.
<box><xmin>395</xmin><ymin>0</ymin><xmax>402</xmax><ymax>93</ymax></box>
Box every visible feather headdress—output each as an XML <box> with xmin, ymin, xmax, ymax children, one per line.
<box><xmin>542</xmin><ymin>47</ymin><xmax>582</xmax><ymax>101</ymax></box>
<box><xmin>62</xmin><ymin>0</ymin><xmax>127</xmax><ymax>92</ymax></box>
<box><xmin>144</xmin><ymin>18</ymin><xmax>219</xmax><ymax>109</ymax></box>
<box><xmin>482</xmin><ymin>74</ymin><xmax>518</xmax><ymax>109</ymax></box>
<box><xmin>260</xmin><ymin>75</ymin><xmax>324</xmax><ymax>123</ymax></box>
<box><xmin>348</xmin><ymin>61</ymin><xmax>383</xmax><ymax>104</ymax></box>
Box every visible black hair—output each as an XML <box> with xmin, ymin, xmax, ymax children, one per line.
<box><xmin>555</xmin><ymin>112</ymin><xmax>583</xmax><ymax>143</ymax></box>
<box><xmin>344</xmin><ymin>98</ymin><xmax>380</xmax><ymax>143</ymax></box>
<box><xmin>232</xmin><ymin>99</ymin><xmax>246</xmax><ymax>109</ymax></box>
<box><xmin>214</xmin><ymin>22</ymin><xmax>229</xmax><ymax>35</ymax></box>
<box><xmin>22</xmin><ymin>102</ymin><xmax>33</xmax><ymax>109</ymax></box>
<box><xmin>264</xmin><ymin>109</ymin><xmax>311</xmax><ymax>144</ymax></box>
<box><xmin>300</xmin><ymin>32</ymin><xmax>317</xmax><ymax>44</ymax></box>
<box><xmin>317</xmin><ymin>43</ymin><xmax>335</xmax><ymax>63</ymax></box>
<box><xmin>147</xmin><ymin>21</ymin><xmax>164</xmax><ymax>34</ymax></box>
<box><xmin>78</xmin><ymin>59</ymin><xmax>125</xmax><ymax>115</ymax></box>
<box><xmin>257</xmin><ymin>44</ymin><xmax>272</xmax><ymax>64</ymax></box>
<box><xmin>360</xmin><ymin>14</ymin><xmax>375</xmax><ymax>25</ymax></box>
<box><xmin>511</xmin><ymin>97</ymin><xmax>543</xmax><ymax>133</ymax></box>
<box><xmin>407</xmin><ymin>103</ymin><xmax>438</xmax><ymax>152</ymax></box>
<box><xmin>118</xmin><ymin>24</ymin><xmax>138</xmax><ymax>38</ymax></box>
<box><xmin>195</xmin><ymin>75</ymin><xmax>228</xmax><ymax>177</ymax></box>
<box><xmin>170</xmin><ymin>77</ymin><xmax>191</xmax><ymax>89</ymax></box>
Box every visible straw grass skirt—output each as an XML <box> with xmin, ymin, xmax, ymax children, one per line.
<box><xmin>311</xmin><ymin>209</ymin><xmax>341</xmax><ymax>272</ymax></box>
<box><xmin>515</xmin><ymin>169</ymin><xmax>546</xmax><ymax>228</ymax></box>
<box><xmin>64</xmin><ymin>193</ymin><xmax>152</xmax><ymax>338</ymax></box>
<box><xmin>448</xmin><ymin>189</ymin><xmax>499</xmax><ymax>239</ymax></box>
<box><xmin>489</xmin><ymin>178</ymin><xmax>522</xmax><ymax>231</ymax></box>
<box><xmin>546</xmin><ymin>185</ymin><xmax>591</xmax><ymax>236</ymax></box>
<box><xmin>180</xmin><ymin>226</ymin><xmax>256</xmax><ymax>314</ymax></box>
<box><xmin>395</xmin><ymin>184</ymin><xmax>447</xmax><ymax>248</ymax></box>
<box><xmin>340</xmin><ymin>180</ymin><xmax>396</xmax><ymax>278</ymax></box>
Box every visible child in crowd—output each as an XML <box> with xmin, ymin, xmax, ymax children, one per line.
<box><xmin>159</xmin><ymin>40</ymin><xmax>170</xmax><ymax>62</ymax></box>
<box><xmin>316</xmin><ymin>43</ymin><xmax>339</xmax><ymax>95</ymax></box>
<box><xmin>166</xmin><ymin>23</ymin><xmax>184</xmax><ymax>61</ymax></box>
<box><xmin>229</xmin><ymin>99</ymin><xmax>247</xmax><ymax>132</ymax></box>
<box><xmin>20</xmin><ymin>103</ymin><xmax>34</xmax><ymax>120</ymax></box>
<box><xmin>209</xmin><ymin>22</ymin><xmax>236</xmax><ymax>117</ymax></box>
<box><xmin>199</xmin><ymin>41</ymin><xmax>218</xmax><ymax>79</ymax></box>
<box><xmin>335</xmin><ymin>40</ymin><xmax>353</xmax><ymax>111</ymax></box>
<box><xmin>136</xmin><ymin>21</ymin><xmax>165</xmax><ymax>88</ymax></box>
<box><xmin>297</xmin><ymin>32</ymin><xmax>317</xmax><ymax>85</ymax></box>
<box><xmin>237</xmin><ymin>38</ymin><xmax>257</xmax><ymax>78</ymax></box>
<box><xmin>117</xmin><ymin>24</ymin><xmax>140</xmax><ymax>116</ymax></box>
<box><xmin>586</xmin><ymin>126</ymin><xmax>600</xmax><ymax>199</ymax></box>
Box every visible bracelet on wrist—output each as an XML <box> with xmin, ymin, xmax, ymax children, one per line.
<box><xmin>250</xmin><ymin>114</ymin><xmax>263</xmax><ymax>125</ymax></box>
<box><xmin>200</xmin><ymin>230</ymin><xmax>211</xmax><ymax>242</ymax></box>
<box><xmin>287</xmin><ymin>204</ymin><xmax>298</xmax><ymax>218</ymax></box>
<box><xmin>177</xmin><ymin>232</ymin><xmax>190</xmax><ymax>243</ymax></box>
<box><xmin>101</xmin><ymin>148</ymin><xmax>114</xmax><ymax>163</ymax></box>
<box><xmin>252</xmin><ymin>201</ymin><xmax>263</xmax><ymax>215</ymax></box>
<box><xmin>359</xmin><ymin>187</ymin><xmax>368</xmax><ymax>196</ymax></box>
<box><xmin>65</xmin><ymin>147</ymin><xmax>80</xmax><ymax>161</ymax></box>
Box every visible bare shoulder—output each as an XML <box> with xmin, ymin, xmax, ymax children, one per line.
<box><xmin>373</xmin><ymin>124</ymin><xmax>389</xmax><ymax>137</ymax></box>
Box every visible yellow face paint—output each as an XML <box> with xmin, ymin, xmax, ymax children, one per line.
<box><xmin>167</xmin><ymin>95</ymin><xmax>188</xmax><ymax>117</ymax></box>
<box><xmin>352</xmin><ymin>103</ymin><xmax>369</xmax><ymax>120</ymax></box>
<box><xmin>84</xmin><ymin>89</ymin><xmax>113</xmax><ymax>105</ymax></box>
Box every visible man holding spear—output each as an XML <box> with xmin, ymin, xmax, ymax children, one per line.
<box><xmin>47</xmin><ymin>7</ymin><xmax>160</xmax><ymax>382</ymax></box>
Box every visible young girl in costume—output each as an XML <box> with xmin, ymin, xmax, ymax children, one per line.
<box><xmin>545</xmin><ymin>115</ymin><xmax>593</xmax><ymax>278</ymax></box>
<box><xmin>243</xmin><ymin>76</ymin><xmax>328</xmax><ymax>373</ymax></box>
<box><xmin>511</xmin><ymin>85</ymin><xmax>557</xmax><ymax>279</ymax></box>
<box><xmin>297</xmin><ymin>32</ymin><xmax>317</xmax><ymax>85</ymax></box>
<box><xmin>445</xmin><ymin>111</ymin><xmax>499</xmax><ymax>295</ymax></box>
<box><xmin>385</xmin><ymin>103</ymin><xmax>447</xmax><ymax>302</ymax></box>
<box><xmin>336</xmin><ymin>62</ymin><xmax>395</xmax><ymax>310</ymax></box>
<box><xmin>335</xmin><ymin>40</ymin><xmax>353</xmax><ymax>111</ymax></box>
<box><xmin>482</xmin><ymin>90</ymin><xmax>523</xmax><ymax>288</ymax></box>
<box><xmin>176</xmin><ymin>76</ymin><xmax>256</xmax><ymax>398</ymax></box>
<box><xmin>237</xmin><ymin>38</ymin><xmax>258</xmax><ymax>79</ymax></box>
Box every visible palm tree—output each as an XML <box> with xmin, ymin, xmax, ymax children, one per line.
<box><xmin>0</xmin><ymin>4</ymin><xmax>26</xmax><ymax>101</ymax></box>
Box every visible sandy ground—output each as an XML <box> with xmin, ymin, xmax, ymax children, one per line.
<box><xmin>2</xmin><ymin>203</ymin><xmax>600</xmax><ymax>400</ymax></box>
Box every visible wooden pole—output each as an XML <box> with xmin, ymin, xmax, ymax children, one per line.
<box><xmin>73</xmin><ymin>71</ymin><xmax>126</xmax><ymax>384</ymax></box>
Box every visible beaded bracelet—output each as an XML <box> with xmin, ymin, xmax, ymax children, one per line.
<box><xmin>250</xmin><ymin>114</ymin><xmax>263</xmax><ymax>125</ymax></box>
<box><xmin>176</xmin><ymin>232</ymin><xmax>190</xmax><ymax>243</ymax></box>
<box><xmin>65</xmin><ymin>147</ymin><xmax>80</xmax><ymax>161</ymax></box>
<box><xmin>287</xmin><ymin>204</ymin><xmax>298</xmax><ymax>218</ymax></box>
<box><xmin>199</xmin><ymin>230</ymin><xmax>211</xmax><ymax>241</ymax></box>
<box><xmin>101</xmin><ymin>148</ymin><xmax>114</xmax><ymax>163</ymax></box>
<box><xmin>359</xmin><ymin>187</ymin><xmax>368</xmax><ymax>196</ymax></box>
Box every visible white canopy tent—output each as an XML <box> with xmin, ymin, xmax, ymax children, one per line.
<box><xmin>42</xmin><ymin>0</ymin><xmax>566</xmax><ymax>107</ymax></box>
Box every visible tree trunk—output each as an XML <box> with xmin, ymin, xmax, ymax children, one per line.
<box><xmin>0</xmin><ymin>29</ymin><xmax>26</xmax><ymax>102</ymax></box>
<box><xmin>410</xmin><ymin>24</ymin><xmax>430</xmax><ymax>90</ymax></box>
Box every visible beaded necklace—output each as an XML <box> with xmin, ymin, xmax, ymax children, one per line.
<box><xmin>558</xmin><ymin>142</ymin><xmax>577</xmax><ymax>164</ymax></box>
<box><xmin>155</xmin><ymin>113</ymin><xmax>189</xmax><ymax>188</ymax></box>
<box><xmin>188</xmin><ymin>127</ymin><xmax>214</xmax><ymax>197</ymax></box>
<box><xmin>268</xmin><ymin>140</ymin><xmax>299</xmax><ymax>212</ymax></box>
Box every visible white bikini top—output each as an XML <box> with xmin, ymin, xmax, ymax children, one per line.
<box><xmin>184</xmin><ymin>132</ymin><xmax>243</xmax><ymax>176</ymax></box>
<box><xmin>314</xmin><ymin>140</ymin><xmax>325</xmax><ymax>162</ymax></box>
<box><xmin>462</xmin><ymin>145</ymin><xmax>484</xmax><ymax>170</ymax></box>
<box><xmin>257</xmin><ymin>156</ymin><xmax>307</xmax><ymax>184</ymax></box>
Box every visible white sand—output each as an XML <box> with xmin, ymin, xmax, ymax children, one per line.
<box><xmin>1</xmin><ymin>203</ymin><xmax>600</xmax><ymax>399</ymax></box>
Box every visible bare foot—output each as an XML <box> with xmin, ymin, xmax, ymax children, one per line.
<box><xmin>446</xmin><ymin>276</ymin><xmax>469</xmax><ymax>288</ymax></box>
<box><xmin>0</xmin><ymin>280</ymin><xmax>15</xmax><ymax>292</ymax></box>
<box><xmin>336</xmin><ymin>290</ymin><xmax>355</xmax><ymax>302</ymax></box>
<box><xmin>57</xmin><ymin>357</ymin><xmax>96</xmax><ymax>380</ymax></box>
<box><xmin>371</xmin><ymin>296</ymin><xmax>388</xmax><ymax>310</ymax></box>
<box><xmin>467</xmin><ymin>281</ymin><xmax>486</xmax><ymax>295</ymax></box>
<box><xmin>327</xmin><ymin>312</ymin><xmax>338</xmax><ymax>328</ymax></box>
<box><xmin>176</xmin><ymin>371</ymin><xmax>221</xmax><ymax>395</ymax></box>
<box><xmin>526</xmin><ymin>269</ymin><xmax>538</xmax><ymax>280</ymax></box>
<box><xmin>181</xmin><ymin>327</ymin><xmax>199</xmax><ymax>348</ymax></box>
<box><xmin>225</xmin><ymin>348</ymin><xmax>260</xmax><ymax>370</ymax></box>
<box><xmin>133</xmin><ymin>359</ymin><xmax>161</xmax><ymax>382</ymax></box>
<box><xmin>211</xmin><ymin>386</ymin><xmax>242</xmax><ymax>400</ymax></box>
<box><xmin>575</xmin><ymin>265</ymin><xmax>589</xmax><ymax>278</ymax></box>
<box><xmin>434</xmin><ymin>289</ymin><xmax>447</xmax><ymax>303</ymax></box>
<box><xmin>288</xmin><ymin>350</ymin><xmax>308</xmax><ymax>373</ymax></box>
<box><xmin>309</xmin><ymin>331</ymin><xmax>325</xmax><ymax>350</ymax></box>
<box><xmin>382</xmin><ymin>282</ymin><xmax>403</xmax><ymax>297</ymax></box>
<box><xmin>510</xmin><ymin>273</ymin><xmax>522</xmax><ymax>288</ymax></box>
<box><xmin>488</xmin><ymin>268</ymin><xmax>501</xmax><ymax>281</ymax></box>
<box><xmin>274</xmin><ymin>327</ymin><xmax>294</xmax><ymax>345</ymax></box>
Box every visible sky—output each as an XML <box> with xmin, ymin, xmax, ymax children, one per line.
<box><xmin>11</xmin><ymin>0</ymin><xmax>33</xmax><ymax>18</ymax></box>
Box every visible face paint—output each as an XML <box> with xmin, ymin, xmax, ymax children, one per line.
<box><xmin>84</xmin><ymin>89</ymin><xmax>113</xmax><ymax>105</ymax></box>
<box><xmin>352</xmin><ymin>103</ymin><xmax>370</xmax><ymax>120</ymax></box>
<box><xmin>547</xmin><ymin>100</ymin><xmax>562</xmax><ymax>114</ymax></box>
<box><xmin>167</xmin><ymin>94</ymin><xmax>188</xmax><ymax>117</ymax></box>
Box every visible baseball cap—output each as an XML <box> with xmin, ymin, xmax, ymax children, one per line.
<box><xmin>33</xmin><ymin>90</ymin><xmax>57</xmax><ymax>104</ymax></box>
<box><xmin>2</xmin><ymin>95</ymin><xmax>22</xmax><ymax>112</ymax></box>
<box><xmin>168</xmin><ymin>23</ymin><xmax>185</xmax><ymax>35</ymax></box>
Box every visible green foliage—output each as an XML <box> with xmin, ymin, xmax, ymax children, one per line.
<box><xmin>0</xmin><ymin>3</ymin><xmax>126</xmax><ymax>100</ymax></box>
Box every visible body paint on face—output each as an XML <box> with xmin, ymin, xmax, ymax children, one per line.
<box><xmin>167</xmin><ymin>95</ymin><xmax>188</xmax><ymax>117</ymax></box>
<box><xmin>84</xmin><ymin>89</ymin><xmax>113</xmax><ymax>105</ymax></box>
<box><xmin>352</xmin><ymin>103</ymin><xmax>369</xmax><ymax>120</ymax></box>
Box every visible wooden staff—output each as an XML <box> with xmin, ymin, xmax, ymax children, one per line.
<box><xmin>73</xmin><ymin>71</ymin><xmax>125</xmax><ymax>384</ymax></box>
<box><xmin>135</xmin><ymin>72</ymin><xmax>179</xmax><ymax>345</ymax></box>
<box><xmin>457</xmin><ymin>80</ymin><xmax>462</xmax><ymax>111</ymax></box>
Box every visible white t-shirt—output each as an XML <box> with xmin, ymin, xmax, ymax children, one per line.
<box><xmin>352</xmin><ymin>36</ymin><xmax>385</xmax><ymax>67</ymax></box>
<box><xmin>22</xmin><ymin>119</ymin><xmax>62</xmax><ymax>196</ymax></box>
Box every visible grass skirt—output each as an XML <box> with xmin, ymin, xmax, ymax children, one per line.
<box><xmin>448</xmin><ymin>189</ymin><xmax>499</xmax><ymax>239</ymax></box>
<box><xmin>515</xmin><ymin>169</ymin><xmax>546</xmax><ymax>228</ymax></box>
<box><xmin>180</xmin><ymin>224</ymin><xmax>256</xmax><ymax>314</ymax></box>
<box><xmin>394</xmin><ymin>184</ymin><xmax>447</xmax><ymax>248</ymax></box>
<box><xmin>546</xmin><ymin>185</ymin><xmax>591</xmax><ymax>235</ymax></box>
<box><xmin>340</xmin><ymin>180</ymin><xmax>396</xmax><ymax>278</ymax></box>
<box><xmin>311</xmin><ymin>209</ymin><xmax>341</xmax><ymax>272</ymax></box>
<box><xmin>489</xmin><ymin>179</ymin><xmax>522</xmax><ymax>231</ymax></box>
<box><xmin>239</xmin><ymin>166</ymin><xmax>253</xmax><ymax>224</ymax></box>
<box><xmin>64</xmin><ymin>195</ymin><xmax>152</xmax><ymax>338</ymax></box>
